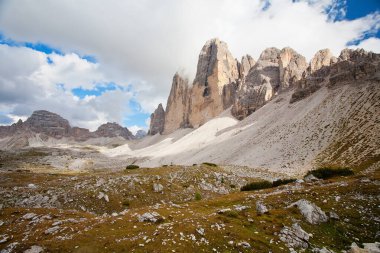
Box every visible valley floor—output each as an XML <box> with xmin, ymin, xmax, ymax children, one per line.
<box><xmin>0</xmin><ymin>149</ymin><xmax>379</xmax><ymax>252</ymax></box>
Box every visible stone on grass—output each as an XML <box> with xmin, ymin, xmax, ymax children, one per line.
<box><xmin>24</xmin><ymin>245</ymin><xmax>44</xmax><ymax>253</ymax></box>
<box><xmin>256</xmin><ymin>201</ymin><xmax>269</xmax><ymax>214</ymax></box>
<box><xmin>289</xmin><ymin>199</ymin><xmax>328</xmax><ymax>224</ymax></box>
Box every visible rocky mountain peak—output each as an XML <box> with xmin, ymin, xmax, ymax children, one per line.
<box><xmin>164</xmin><ymin>73</ymin><xmax>190</xmax><ymax>134</ymax></box>
<box><xmin>309</xmin><ymin>49</ymin><xmax>335</xmax><ymax>73</ymax></box>
<box><xmin>278</xmin><ymin>47</ymin><xmax>308</xmax><ymax>89</ymax></box>
<box><xmin>239</xmin><ymin>55</ymin><xmax>256</xmax><ymax>81</ymax></box>
<box><xmin>148</xmin><ymin>103</ymin><xmax>165</xmax><ymax>135</ymax></box>
<box><xmin>95</xmin><ymin>122</ymin><xmax>134</xmax><ymax>140</ymax></box>
<box><xmin>24</xmin><ymin>110</ymin><xmax>71</xmax><ymax>138</ymax></box>
<box><xmin>188</xmin><ymin>38</ymin><xmax>240</xmax><ymax>128</ymax></box>
<box><xmin>257</xmin><ymin>47</ymin><xmax>281</xmax><ymax>63</ymax></box>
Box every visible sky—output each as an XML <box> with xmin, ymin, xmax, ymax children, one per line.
<box><xmin>0</xmin><ymin>0</ymin><xmax>379</xmax><ymax>133</ymax></box>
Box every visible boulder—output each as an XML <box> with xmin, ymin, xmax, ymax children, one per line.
<box><xmin>256</xmin><ymin>201</ymin><xmax>269</xmax><ymax>214</ymax></box>
<box><xmin>279</xmin><ymin>223</ymin><xmax>310</xmax><ymax>249</ymax></box>
<box><xmin>137</xmin><ymin>212</ymin><xmax>164</xmax><ymax>223</ymax></box>
<box><xmin>290</xmin><ymin>199</ymin><xmax>328</xmax><ymax>224</ymax></box>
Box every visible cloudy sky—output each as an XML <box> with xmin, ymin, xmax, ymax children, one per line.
<box><xmin>0</xmin><ymin>0</ymin><xmax>379</xmax><ymax>133</ymax></box>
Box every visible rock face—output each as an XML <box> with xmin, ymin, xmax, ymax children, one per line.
<box><xmin>148</xmin><ymin>104</ymin><xmax>165</xmax><ymax>135</ymax></box>
<box><xmin>164</xmin><ymin>73</ymin><xmax>190</xmax><ymax>134</ymax></box>
<box><xmin>24</xmin><ymin>110</ymin><xmax>71</xmax><ymax>138</ymax></box>
<box><xmin>231</xmin><ymin>47</ymin><xmax>281</xmax><ymax>120</ymax></box>
<box><xmin>309</xmin><ymin>49</ymin><xmax>335</xmax><ymax>73</ymax></box>
<box><xmin>188</xmin><ymin>38</ymin><xmax>240</xmax><ymax>128</ymax></box>
<box><xmin>278</xmin><ymin>47</ymin><xmax>308</xmax><ymax>89</ymax></box>
<box><xmin>95</xmin><ymin>122</ymin><xmax>134</xmax><ymax>140</ymax></box>
<box><xmin>239</xmin><ymin>55</ymin><xmax>256</xmax><ymax>81</ymax></box>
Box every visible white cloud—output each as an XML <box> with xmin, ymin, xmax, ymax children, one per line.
<box><xmin>349</xmin><ymin>37</ymin><xmax>380</xmax><ymax>53</ymax></box>
<box><xmin>0</xmin><ymin>44</ymin><xmax>133</xmax><ymax>131</ymax></box>
<box><xmin>0</xmin><ymin>0</ymin><xmax>379</xmax><ymax>123</ymax></box>
<box><xmin>128</xmin><ymin>125</ymin><xmax>147</xmax><ymax>135</ymax></box>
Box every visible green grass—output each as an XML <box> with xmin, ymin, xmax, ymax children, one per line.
<box><xmin>306</xmin><ymin>167</ymin><xmax>354</xmax><ymax>179</ymax></box>
<box><xmin>195</xmin><ymin>192</ymin><xmax>202</xmax><ymax>201</ymax></box>
<box><xmin>125</xmin><ymin>164</ymin><xmax>139</xmax><ymax>170</ymax></box>
<box><xmin>202</xmin><ymin>162</ymin><xmax>217</xmax><ymax>167</ymax></box>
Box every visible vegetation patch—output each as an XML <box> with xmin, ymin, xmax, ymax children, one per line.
<box><xmin>306</xmin><ymin>167</ymin><xmax>354</xmax><ymax>179</ymax></box>
<box><xmin>202</xmin><ymin>162</ymin><xmax>217</xmax><ymax>167</ymax></box>
<box><xmin>125</xmin><ymin>164</ymin><xmax>140</xmax><ymax>170</ymax></box>
<box><xmin>272</xmin><ymin>178</ymin><xmax>296</xmax><ymax>187</ymax></box>
<box><xmin>241</xmin><ymin>180</ymin><xmax>272</xmax><ymax>191</ymax></box>
<box><xmin>195</xmin><ymin>192</ymin><xmax>202</xmax><ymax>201</ymax></box>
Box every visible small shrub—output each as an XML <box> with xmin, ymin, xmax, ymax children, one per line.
<box><xmin>241</xmin><ymin>181</ymin><xmax>272</xmax><ymax>191</ymax></box>
<box><xmin>162</xmin><ymin>164</ymin><xmax>168</xmax><ymax>167</ymax></box>
<box><xmin>307</xmin><ymin>167</ymin><xmax>354</xmax><ymax>179</ymax></box>
<box><xmin>126</xmin><ymin>164</ymin><xmax>139</xmax><ymax>170</ymax></box>
<box><xmin>195</xmin><ymin>192</ymin><xmax>202</xmax><ymax>201</ymax></box>
<box><xmin>272</xmin><ymin>178</ymin><xmax>296</xmax><ymax>187</ymax></box>
<box><xmin>223</xmin><ymin>210</ymin><xmax>239</xmax><ymax>218</ymax></box>
<box><xmin>230</xmin><ymin>184</ymin><xmax>236</xmax><ymax>189</ymax></box>
<box><xmin>122</xmin><ymin>200</ymin><xmax>131</xmax><ymax>207</ymax></box>
<box><xmin>192</xmin><ymin>164</ymin><xmax>197</xmax><ymax>166</ymax></box>
<box><xmin>202</xmin><ymin>162</ymin><xmax>217</xmax><ymax>167</ymax></box>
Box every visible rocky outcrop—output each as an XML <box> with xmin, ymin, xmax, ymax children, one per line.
<box><xmin>95</xmin><ymin>122</ymin><xmax>134</xmax><ymax>140</ymax></box>
<box><xmin>148</xmin><ymin>104</ymin><xmax>165</xmax><ymax>135</ymax></box>
<box><xmin>279</xmin><ymin>223</ymin><xmax>310</xmax><ymax>249</ymax></box>
<box><xmin>231</xmin><ymin>47</ymin><xmax>281</xmax><ymax>119</ymax></box>
<box><xmin>188</xmin><ymin>38</ymin><xmax>240</xmax><ymax>127</ymax></box>
<box><xmin>239</xmin><ymin>55</ymin><xmax>255</xmax><ymax>81</ymax></box>
<box><xmin>291</xmin><ymin>48</ymin><xmax>380</xmax><ymax>103</ymax></box>
<box><xmin>24</xmin><ymin>110</ymin><xmax>71</xmax><ymax>139</ymax></box>
<box><xmin>278</xmin><ymin>47</ymin><xmax>308</xmax><ymax>89</ymax></box>
<box><xmin>309</xmin><ymin>49</ymin><xmax>336</xmax><ymax>73</ymax></box>
<box><xmin>163</xmin><ymin>73</ymin><xmax>190</xmax><ymax>134</ymax></box>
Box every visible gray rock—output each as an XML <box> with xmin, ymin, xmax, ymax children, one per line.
<box><xmin>329</xmin><ymin>211</ymin><xmax>340</xmax><ymax>220</ymax></box>
<box><xmin>153</xmin><ymin>183</ymin><xmax>164</xmax><ymax>193</ymax></box>
<box><xmin>44</xmin><ymin>226</ymin><xmax>60</xmax><ymax>235</ymax></box>
<box><xmin>24</xmin><ymin>245</ymin><xmax>44</xmax><ymax>253</ymax></box>
<box><xmin>304</xmin><ymin>174</ymin><xmax>319</xmax><ymax>182</ymax></box>
<box><xmin>137</xmin><ymin>212</ymin><xmax>164</xmax><ymax>223</ymax></box>
<box><xmin>22</xmin><ymin>213</ymin><xmax>37</xmax><ymax>220</ymax></box>
<box><xmin>349</xmin><ymin>242</ymin><xmax>380</xmax><ymax>253</ymax></box>
<box><xmin>256</xmin><ymin>201</ymin><xmax>269</xmax><ymax>214</ymax></box>
<box><xmin>289</xmin><ymin>199</ymin><xmax>328</xmax><ymax>224</ymax></box>
<box><xmin>279</xmin><ymin>223</ymin><xmax>310</xmax><ymax>249</ymax></box>
<box><xmin>237</xmin><ymin>241</ymin><xmax>251</xmax><ymax>248</ymax></box>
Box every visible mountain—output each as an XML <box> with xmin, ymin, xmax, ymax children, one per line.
<box><xmin>119</xmin><ymin>39</ymin><xmax>380</xmax><ymax>173</ymax></box>
<box><xmin>0</xmin><ymin>110</ymin><xmax>136</xmax><ymax>148</ymax></box>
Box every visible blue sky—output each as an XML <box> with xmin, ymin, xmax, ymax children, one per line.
<box><xmin>0</xmin><ymin>0</ymin><xmax>379</xmax><ymax>132</ymax></box>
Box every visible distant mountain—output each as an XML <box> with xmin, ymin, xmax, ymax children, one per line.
<box><xmin>0</xmin><ymin>110</ymin><xmax>136</xmax><ymax>148</ymax></box>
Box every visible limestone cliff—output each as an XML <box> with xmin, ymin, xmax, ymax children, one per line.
<box><xmin>231</xmin><ymin>47</ymin><xmax>281</xmax><ymax>119</ymax></box>
<box><xmin>278</xmin><ymin>47</ymin><xmax>308</xmax><ymax>89</ymax></box>
<box><xmin>163</xmin><ymin>73</ymin><xmax>190</xmax><ymax>134</ymax></box>
<box><xmin>188</xmin><ymin>38</ymin><xmax>240</xmax><ymax>128</ymax></box>
<box><xmin>148</xmin><ymin>104</ymin><xmax>165</xmax><ymax>135</ymax></box>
